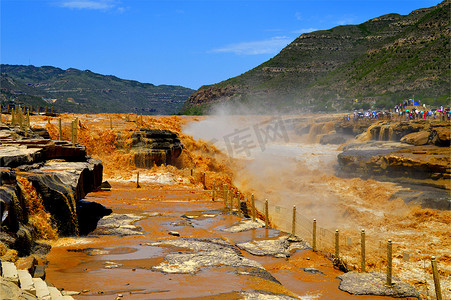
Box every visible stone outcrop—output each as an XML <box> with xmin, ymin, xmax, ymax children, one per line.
<box><xmin>336</xmin><ymin>120</ymin><xmax>450</xmax><ymax>209</ymax></box>
<box><xmin>0</xmin><ymin>260</ymin><xmax>75</xmax><ymax>300</ymax></box>
<box><xmin>117</xmin><ymin>128</ymin><xmax>183</xmax><ymax>168</ymax></box>
<box><xmin>0</xmin><ymin>122</ymin><xmax>108</xmax><ymax>259</ymax></box>
<box><xmin>337</xmin><ymin>271</ymin><xmax>420</xmax><ymax>298</ymax></box>
<box><xmin>362</xmin><ymin>120</ymin><xmax>451</xmax><ymax>146</ymax></box>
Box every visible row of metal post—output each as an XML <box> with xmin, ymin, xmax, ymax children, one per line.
<box><xmin>0</xmin><ymin>104</ymin><xmax>57</xmax><ymax>115</ymax></box>
<box><xmin>194</xmin><ymin>173</ymin><xmax>443</xmax><ymax>300</ymax></box>
<box><xmin>1</xmin><ymin>106</ymin><xmax>79</xmax><ymax>146</ymax></box>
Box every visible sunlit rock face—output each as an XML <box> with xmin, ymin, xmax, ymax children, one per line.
<box><xmin>0</xmin><ymin>122</ymin><xmax>106</xmax><ymax>258</ymax></box>
<box><xmin>336</xmin><ymin>120</ymin><xmax>450</xmax><ymax>210</ymax></box>
<box><xmin>117</xmin><ymin>128</ymin><xmax>183</xmax><ymax>168</ymax></box>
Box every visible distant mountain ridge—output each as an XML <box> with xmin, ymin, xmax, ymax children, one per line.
<box><xmin>1</xmin><ymin>65</ymin><xmax>194</xmax><ymax>115</ymax></box>
<box><xmin>182</xmin><ymin>0</ymin><xmax>450</xmax><ymax>114</ymax></box>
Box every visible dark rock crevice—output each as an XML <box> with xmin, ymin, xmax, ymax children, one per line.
<box><xmin>0</xmin><ymin>123</ymin><xmax>109</xmax><ymax>259</ymax></box>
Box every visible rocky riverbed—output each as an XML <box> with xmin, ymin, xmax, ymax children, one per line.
<box><xmin>1</xmin><ymin>113</ymin><xmax>449</xmax><ymax>299</ymax></box>
<box><xmin>45</xmin><ymin>180</ymin><xmax>419</xmax><ymax>299</ymax></box>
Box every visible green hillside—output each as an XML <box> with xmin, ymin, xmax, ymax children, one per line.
<box><xmin>182</xmin><ymin>0</ymin><xmax>450</xmax><ymax>114</ymax></box>
<box><xmin>1</xmin><ymin>65</ymin><xmax>194</xmax><ymax>115</ymax></box>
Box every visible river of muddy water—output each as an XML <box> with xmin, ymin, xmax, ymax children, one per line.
<box><xmin>30</xmin><ymin>113</ymin><xmax>449</xmax><ymax>299</ymax></box>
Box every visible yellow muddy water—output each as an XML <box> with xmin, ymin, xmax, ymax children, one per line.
<box><xmin>25</xmin><ymin>113</ymin><xmax>450</xmax><ymax>299</ymax></box>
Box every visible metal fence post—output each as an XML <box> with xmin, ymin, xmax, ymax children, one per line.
<box><xmin>264</xmin><ymin>200</ymin><xmax>269</xmax><ymax>229</ymax></box>
<box><xmin>291</xmin><ymin>206</ymin><xmax>296</xmax><ymax>236</ymax></box>
<box><xmin>313</xmin><ymin>219</ymin><xmax>317</xmax><ymax>251</ymax></box>
<box><xmin>237</xmin><ymin>192</ymin><xmax>241</xmax><ymax>217</ymax></box>
<box><xmin>335</xmin><ymin>230</ymin><xmax>339</xmax><ymax>258</ymax></box>
<box><xmin>387</xmin><ymin>239</ymin><xmax>392</xmax><ymax>286</ymax></box>
<box><xmin>251</xmin><ymin>194</ymin><xmax>256</xmax><ymax>222</ymax></box>
<box><xmin>223</xmin><ymin>184</ymin><xmax>227</xmax><ymax>208</ymax></box>
<box><xmin>71</xmin><ymin>120</ymin><xmax>75</xmax><ymax>144</ymax></box>
<box><xmin>361</xmin><ymin>229</ymin><xmax>366</xmax><ymax>272</ymax></box>
<box><xmin>431</xmin><ymin>256</ymin><xmax>443</xmax><ymax>300</ymax></box>
<box><xmin>229</xmin><ymin>190</ymin><xmax>233</xmax><ymax>214</ymax></box>
<box><xmin>58</xmin><ymin>118</ymin><xmax>62</xmax><ymax>140</ymax></box>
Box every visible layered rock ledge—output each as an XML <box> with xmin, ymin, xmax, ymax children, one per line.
<box><xmin>0</xmin><ymin>122</ymin><xmax>108</xmax><ymax>258</ymax></box>
<box><xmin>117</xmin><ymin>128</ymin><xmax>183</xmax><ymax>168</ymax></box>
<box><xmin>335</xmin><ymin>120</ymin><xmax>450</xmax><ymax>209</ymax></box>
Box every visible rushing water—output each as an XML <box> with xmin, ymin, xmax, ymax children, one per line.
<box><xmin>184</xmin><ymin>115</ymin><xmax>451</xmax><ymax>298</ymax></box>
<box><xmin>35</xmin><ymin>113</ymin><xmax>450</xmax><ymax>299</ymax></box>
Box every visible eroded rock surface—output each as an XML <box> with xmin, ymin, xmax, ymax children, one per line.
<box><xmin>93</xmin><ymin>213</ymin><xmax>143</xmax><ymax>236</ymax></box>
<box><xmin>336</xmin><ymin>120</ymin><xmax>450</xmax><ymax>209</ymax></box>
<box><xmin>237</xmin><ymin>235</ymin><xmax>309</xmax><ymax>258</ymax></box>
<box><xmin>222</xmin><ymin>219</ymin><xmax>265</xmax><ymax>233</ymax></box>
<box><xmin>149</xmin><ymin>237</ymin><xmax>282</xmax><ymax>284</ymax></box>
<box><xmin>337</xmin><ymin>271</ymin><xmax>420</xmax><ymax>298</ymax></box>
<box><xmin>117</xmin><ymin>128</ymin><xmax>183</xmax><ymax>168</ymax></box>
<box><xmin>0</xmin><ymin>123</ymin><xmax>107</xmax><ymax>259</ymax></box>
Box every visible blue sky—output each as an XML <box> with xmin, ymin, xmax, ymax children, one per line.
<box><xmin>1</xmin><ymin>0</ymin><xmax>442</xmax><ymax>89</ymax></box>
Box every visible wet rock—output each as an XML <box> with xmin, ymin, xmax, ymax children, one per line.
<box><xmin>222</xmin><ymin>219</ymin><xmax>265</xmax><ymax>233</ymax></box>
<box><xmin>62</xmin><ymin>290</ymin><xmax>81</xmax><ymax>296</ymax></box>
<box><xmin>0</xmin><ymin>185</ymin><xmax>20</xmax><ymax>233</ymax></box>
<box><xmin>303</xmin><ymin>268</ymin><xmax>324</xmax><ymax>275</ymax></box>
<box><xmin>99</xmin><ymin>181</ymin><xmax>111</xmax><ymax>191</ymax></box>
<box><xmin>104</xmin><ymin>261</ymin><xmax>122</xmax><ymax>269</ymax></box>
<box><xmin>151</xmin><ymin>238</ymin><xmax>265</xmax><ymax>275</ymax></box>
<box><xmin>77</xmin><ymin>200</ymin><xmax>112</xmax><ymax>235</ymax></box>
<box><xmin>15</xmin><ymin>256</ymin><xmax>37</xmax><ymax>274</ymax></box>
<box><xmin>319</xmin><ymin>133</ymin><xmax>350</xmax><ymax>145</ymax></box>
<box><xmin>93</xmin><ymin>213</ymin><xmax>143</xmax><ymax>236</ymax></box>
<box><xmin>433</xmin><ymin>125</ymin><xmax>451</xmax><ymax>146</ymax></box>
<box><xmin>235</xmin><ymin>266</ymin><xmax>281</xmax><ymax>284</ymax></box>
<box><xmin>0</xmin><ymin>146</ymin><xmax>43</xmax><ymax>168</ymax></box>
<box><xmin>241</xmin><ymin>290</ymin><xmax>299</xmax><ymax>300</ymax></box>
<box><xmin>31</xmin><ymin>241</ymin><xmax>51</xmax><ymax>256</ymax></box>
<box><xmin>0</xmin><ymin>123</ymin><xmax>103</xmax><ymax>242</ymax></box>
<box><xmin>13</xmin><ymin>225</ymin><xmax>34</xmax><ymax>257</ymax></box>
<box><xmin>37</xmin><ymin>158</ymin><xmax>103</xmax><ymax>201</ymax></box>
<box><xmin>236</xmin><ymin>235</ymin><xmax>309</xmax><ymax>257</ymax></box>
<box><xmin>33</xmin><ymin>266</ymin><xmax>46</xmax><ymax>279</ymax></box>
<box><xmin>170</xmin><ymin>219</ymin><xmax>193</xmax><ymax>227</ymax></box>
<box><xmin>24</xmin><ymin>172</ymin><xmax>79</xmax><ymax>236</ymax></box>
<box><xmin>337</xmin><ymin>271</ymin><xmax>420</xmax><ymax>298</ymax></box>
<box><xmin>390</xmin><ymin>185</ymin><xmax>451</xmax><ymax>210</ymax></box>
<box><xmin>400</xmin><ymin>131</ymin><xmax>430</xmax><ymax>146</ymax></box>
<box><xmin>337</xmin><ymin>140</ymin><xmax>450</xmax><ymax>208</ymax></box>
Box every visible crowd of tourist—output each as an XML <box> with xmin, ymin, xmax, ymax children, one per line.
<box><xmin>343</xmin><ymin>99</ymin><xmax>450</xmax><ymax>122</ymax></box>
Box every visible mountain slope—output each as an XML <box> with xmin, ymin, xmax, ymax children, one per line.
<box><xmin>1</xmin><ymin>65</ymin><xmax>194</xmax><ymax>115</ymax></box>
<box><xmin>182</xmin><ymin>0</ymin><xmax>450</xmax><ymax>113</ymax></box>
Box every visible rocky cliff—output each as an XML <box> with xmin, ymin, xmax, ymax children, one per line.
<box><xmin>335</xmin><ymin>120</ymin><xmax>450</xmax><ymax>209</ymax></box>
<box><xmin>182</xmin><ymin>0</ymin><xmax>450</xmax><ymax>113</ymax></box>
<box><xmin>0</xmin><ymin>122</ymin><xmax>109</xmax><ymax>259</ymax></box>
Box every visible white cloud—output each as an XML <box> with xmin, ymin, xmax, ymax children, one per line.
<box><xmin>58</xmin><ymin>0</ymin><xmax>121</xmax><ymax>11</ymax></box>
<box><xmin>295</xmin><ymin>12</ymin><xmax>302</xmax><ymax>21</ymax></box>
<box><xmin>336</xmin><ymin>15</ymin><xmax>357</xmax><ymax>25</ymax></box>
<box><xmin>292</xmin><ymin>28</ymin><xmax>318</xmax><ymax>34</ymax></box>
<box><xmin>210</xmin><ymin>36</ymin><xmax>292</xmax><ymax>55</ymax></box>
